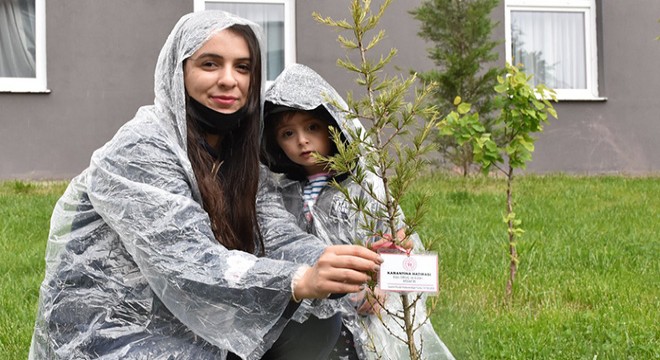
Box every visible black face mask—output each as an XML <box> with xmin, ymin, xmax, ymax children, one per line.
<box><xmin>187</xmin><ymin>96</ymin><xmax>247</xmax><ymax>134</ymax></box>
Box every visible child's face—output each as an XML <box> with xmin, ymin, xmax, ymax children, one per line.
<box><xmin>275</xmin><ymin>111</ymin><xmax>333</xmax><ymax>175</ymax></box>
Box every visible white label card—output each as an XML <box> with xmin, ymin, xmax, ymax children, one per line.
<box><xmin>378</xmin><ymin>252</ymin><xmax>439</xmax><ymax>293</ymax></box>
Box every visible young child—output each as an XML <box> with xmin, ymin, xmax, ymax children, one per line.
<box><xmin>261</xmin><ymin>63</ymin><xmax>455</xmax><ymax>360</ymax></box>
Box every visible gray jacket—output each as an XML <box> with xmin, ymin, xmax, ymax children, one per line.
<box><xmin>29</xmin><ymin>12</ymin><xmax>326</xmax><ymax>360</ymax></box>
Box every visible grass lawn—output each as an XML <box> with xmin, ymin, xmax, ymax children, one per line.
<box><xmin>0</xmin><ymin>181</ymin><xmax>68</xmax><ymax>359</ymax></box>
<box><xmin>1</xmin><ymin>174</ymin><xmax>658</xmax><ymax>359</ymax></box>
<box><xmin>409</xmin><ymin>174</ymin><xmax>660</xmax><ymax>359</ymax></box>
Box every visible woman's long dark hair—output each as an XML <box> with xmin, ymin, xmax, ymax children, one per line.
<box><xmin>186</xmin><ymin>24</ymin><xmax>264</xmax><ymax>255</ymax></box>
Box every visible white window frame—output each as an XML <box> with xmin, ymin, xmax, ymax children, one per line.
<box><xmin>505</xmin><ymin>0</ymin><xmax>602</xmax><ymax>101</ymax></box>
<box><xmin>0</xmin><ymin>0</ymin><xmax>48</xmax><ymax>93</ymax></box>
<box><xmin>194</xmin><ymin>0</ymin><xmax>296</xmax><ymax>83</ymax></box>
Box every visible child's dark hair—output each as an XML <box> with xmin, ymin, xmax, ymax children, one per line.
<box><xmin>261</xmin><ymin>105</ymin><xmax>341</xmax><ymax>181</ymax></box>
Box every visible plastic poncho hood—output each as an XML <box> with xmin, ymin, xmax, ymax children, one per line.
<box><xmin>155</xmin><ymin>10</ymin><xmax>266</xmax><ymax>155</ymax></box>
<box><xmin>28</xmin><ymin>11</ymin><xmax>327</xmax><ymax>360</ymax></box>
<box><xmin>262</xmin><ymin>63</ymin><xmax>359</xmax><ymax>177</ymax></box>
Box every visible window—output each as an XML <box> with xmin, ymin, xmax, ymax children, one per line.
<box><xmin>0</xmin><ymin>0</ymin><xmax>47</xmax><ymax>92</ymax></box>
<box><xmin>194</xmin><ymin>0</ymin><xmax>296</xmax><ymax>82</ymax></box>
<box><xmin>505</xmin><ymin>0</ymin><xmax>600</xmax><ymax>100</ymax></box>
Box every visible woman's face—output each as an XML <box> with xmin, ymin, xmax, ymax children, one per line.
<box><xmin>184</xmin><ymin>29</ymin><xmax>251</xmax><ymax>114</ymax></box>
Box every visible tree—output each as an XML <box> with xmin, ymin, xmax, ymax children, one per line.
<box><xmin>313</xmin><ymin>0</ymin><xmax>444</xmax><ymax>358</ymax></box>
<box><xmin>440</xmin><ymin>63</ymin><xmax>557</xmax><ymax>301</ymax></box>
<box><xmin>410</xmin><ymin>0</ymin><xmax>503</xmax><ymax>175</ymax></box>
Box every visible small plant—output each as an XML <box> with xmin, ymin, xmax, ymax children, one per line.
<box><xmin>314</xmin><ymin>0</ymin><xmax>442</xmax><ymax>358</ymax></box>
<box><xmin>440</xmin><ymin>62</ymin><xmax>557</xmax><ymax>301</ymax></box>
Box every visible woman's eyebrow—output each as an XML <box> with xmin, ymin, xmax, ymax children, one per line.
<box><xmin>190</xmin><ymin>53</ymin><xmax>223</xmax><ymax>61</ymax></box>
<box><xmin>191</xmin><ymin>53</ymin><xmax>251</xmax><ymax>62</ymax></box>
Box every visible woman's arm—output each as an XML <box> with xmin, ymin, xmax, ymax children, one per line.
<box><xmin>257</xmin><ymin>166</ymin><xmax>383</xmax><ymax>299</ymax></box>
<box><xmin>87</xmin><ymin>126</ymin><xmax>298</xmax><ymax>357</ymax></box>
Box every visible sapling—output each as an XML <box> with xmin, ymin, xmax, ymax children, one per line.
<box><xmin>440</xmin><ymin>62</ymin><xmax>557</xmax><ymax>301</ymax></box>
<box><xmin>313</xmin><ymin>0</ymin><xmax>443</xmax><ymax>358</ymax></box>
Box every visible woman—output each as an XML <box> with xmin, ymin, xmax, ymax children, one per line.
<box><xmin>28</xmin><ymin>11</ymin><xmax>381</xmax><ymax>360</ymax></box>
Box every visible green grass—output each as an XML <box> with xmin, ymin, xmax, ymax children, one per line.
<box><xmin>2</xmin><ymin>175</ymin><xmax>658</xmax><ymax>359</ymax></box>
<box><xmin>405</xmin><ymin>173</ymin><xmax>660</xmax><ymax>359</ymax></box>
<box><xmin>0</xmin><ymin>181</ymin><xmax>68</xmax><ymax>359</ymax></box>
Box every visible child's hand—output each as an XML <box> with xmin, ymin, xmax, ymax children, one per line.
<box><xmin>369</xmin><ymin>228</ymin><xmax>413</xmax><ymax>251</ymax></box>
<box><xmin>356</xmin><ymin>287</ymin><xmax>387</xmax><ymax>315</ymax></box>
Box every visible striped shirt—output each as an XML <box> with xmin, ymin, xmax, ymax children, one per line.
<box><xmin>302</xmin><ymin>172</ymin><xmax>332</xmax><ymax>221</ymax></box>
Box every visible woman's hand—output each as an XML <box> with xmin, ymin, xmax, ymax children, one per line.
<box><xmin>293</xmin><ymin>245</ymin><xmax>383</xmax><ymax>300</ymax></box>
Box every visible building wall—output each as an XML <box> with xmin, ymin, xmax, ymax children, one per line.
<box><xmin>1</xmin><ymin>1</ymin><xmax>659</xmax><ymax>180</ymax></box>
<box><xmin>0</xmin><ymin>0</ymin><xmax>190</xmax><ymax>180</ymax></box>
<box><xmin>296</xmin><ymin>0</ymin><xmax>434</xmax><ymax>100</ymax></box>
<box><xmin>494</xmin><ymin>1</ymin><xmax>660</xmax><ymax>174</ymax></box>
<box><xmin>298</xmin><ymin>0</ymin><xmax>660</xmax><ymax>175</ymax></box>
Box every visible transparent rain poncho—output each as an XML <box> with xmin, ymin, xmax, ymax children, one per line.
<box><xmin>263</xmin><ymin>64</ymin><xmax>455</xmax><ymax>360</ymax></box>
<box><xmin>28</xmin><ymin>11</ymin><xmax>329</xmax><ymax>360</ymax></box>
